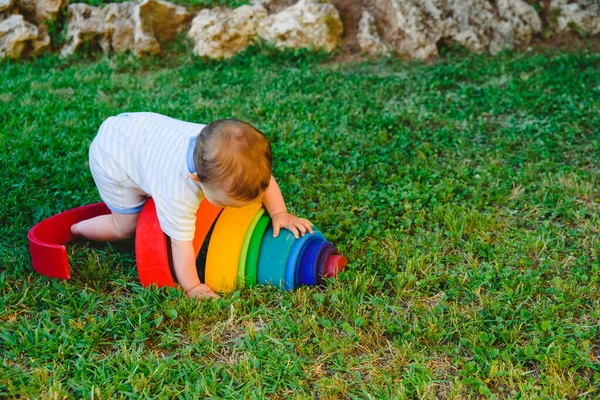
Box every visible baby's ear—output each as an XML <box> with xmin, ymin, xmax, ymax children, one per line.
<box><xmin>188</xmin><ymin>173</ymin><xmax>201</xmax><ymax>182</ymax></box>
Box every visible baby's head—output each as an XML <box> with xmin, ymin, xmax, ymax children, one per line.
<box><xmin>192</xmin><ymin>118</ymin><xmax>272</xmax><ymax>208</ymax></box>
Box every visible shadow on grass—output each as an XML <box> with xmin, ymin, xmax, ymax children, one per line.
<box><xmin>68</xmin><ymin>238</ymin><xmax>137</xmax><ymax>292</ymax></box>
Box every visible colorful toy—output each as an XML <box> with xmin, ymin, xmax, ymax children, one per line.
<box><xmin>245</xmin><ymin>215</ymin><xmax>270</xmax><ymax>287</ymax></box>
<box><xmin>136</xmin><ymin>198</ymin><xmax>347</xmax><ymax>292</ymax></box>
<box><xmin>28</xmin><ymin>199</ymin><xmax>348</xmax><ymax>293</ymax></box>
<box><xmin>204</xmin><ymin>203</ymin><xmax>263</xmax><ymax>292</ymax></box>
<box><xmin>28</xmin><ymin>202</ymin><xmax>111</xmax><ymax>279</ymax></box>
<box><xmin>135</xmin><ymin>198</ymin><xmax>223</xmax><ymax>287</ymax></box>
<box><xmin>256</xmin><ymin>226</ymin><xmax>297</xmax><ymax>290</ymax></box>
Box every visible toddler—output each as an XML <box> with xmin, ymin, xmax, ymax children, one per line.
<box><xmin>71</xmin><ymin>112</ymin><xmax>313</xmax><ymax>299</ymax></box>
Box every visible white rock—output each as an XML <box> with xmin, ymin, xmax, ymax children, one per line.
<box><xmin>497</xmin><ymin>0</ymin><xmax>542</xmax><ymax>47</ymax></box>
<box><xmin>104</xmin><ymin>1</ymin><xmax>135</xmax><ymax>53</ymax></box>
<box><xmin>451</xmin><ymin>0</ymin><xmax>501</xmax><ymax>54</ymax></box>
<box><xmin>390</xmin><ymin>0</ymin><xmax>453</xmax><ymax>59</ymax></box>
<box><xmin>0</xmin><ymin>14</ymin><xmax>38</xmax><ymax>58</ymax></box>
<box><xmin>357</xmin><ymin>10</ymin><xmax>388</xmax><ymax>55</ymax></box>
<box><xmin>0</xmin><ymin>0</ymin><xmax>13</xmax><ymax>13</ymax></box>
<box><xmin>31</xmin><ymin>21</ymin><xmax>49</xmax><ymax>52</ymax></box>
<box><xmin>18</xmin><ymin>0</ymin><xmax>68</xmax><ymax>23</ymax></box>
<box><xmin>551</xmin><ymin>0</ymin><xmax>600</xmax><ymax>35</ymax></box>
<box><xmin>257</xmin><ymin>0</ymin><xmax>343</xmax><ymax>52</ymax></box>
<box><xmin>386</xmin><ymin>0</ymin><xmax>541</xmax><ymax>59</ymax></box>
<box><xmin>188</xmin><ymin>4</ymin><xmax>267</xmax><ymax>59</ymax></box>
<box><xmin>61</xmin><ymin>0</ymin><xmax>190</xmax><ymax>57</ymax></box>
<box><xmin>133</xmin><ymin>0</ymin><xmax>190</xmax><ymax>56</ymax></box>
<box><xmin>60</xmin><ymin>3</ymin><xmax>108</xmax><ymax>57</ymax></box>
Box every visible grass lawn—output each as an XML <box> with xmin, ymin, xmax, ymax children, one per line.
<box><xmin>1</xmin><ymin>46</ymin><xmax>599</xmax><ymax>398</ymax></box>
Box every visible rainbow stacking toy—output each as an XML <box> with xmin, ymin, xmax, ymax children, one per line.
<box><xmin>136</xmin><ymin>198</ymin><xmax>347</xmax><ymax>292</ymax></box>
<box><xmin>28</xmin><ymin>199</ymin><xmax>347</xmax><ymax>293</ymax></box>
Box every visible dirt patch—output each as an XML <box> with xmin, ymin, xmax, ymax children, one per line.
<box><xmin>326</xmin><ymin>33</ymin><xmax>600</xmax><ymax>64</ymax></box>
<box><xmin>331</xmin><ymin>0</ymin><xmax>363</xmax><ymax>53</ymax></box>
<box><xmin>529</xmin><ymin>32</ymin><xmax>600</xmax><ymax>53</ymax></box>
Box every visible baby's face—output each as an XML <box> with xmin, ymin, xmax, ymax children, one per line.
<box><xmin>200</xmin><ymin>184</ymin><xmax>262</xmax><ymax>208</ymax></box>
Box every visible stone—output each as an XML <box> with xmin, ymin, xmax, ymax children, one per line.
<box><xmin>457</xmin><ymin>0</ymin><xmax>541</xmax><ymax>54</ymax></box>
<box><xmin>60</xmin><ymin>3</ymin><xmax>108</xmax><ymax>57</ymax></box>
<box><xmin>448</xmin><ymin>0</ymin><xmax>508</xmax><ymax>55</ymax></box>
<box><xmin>0</xmin><ymin>0</ymin><xmax>13</xmax><ymax>13</ymax></box>
<box><xmin>187</xmin><ymin>4</ymin><xmax>267</xmax><ymax>59</ymax></box>
<box><xmin>257</xmin><ymin>0</ymin><xmax>343</xmax><ymax>52</ymax></box>
<box><xmin>104</xmin><ymin>1</ymin><xmax>135</xmax><ymax>53</ymax></box>
<box><xmin>551</xmin><ymin>0</ymin><xmax>600</xmax><ymax>35</ymax></box>
<box><xmin>357</xmin><ymin>10</ymin><xmax>388</xmax><ymax>55</ymax></box>
<box><xmin>31</xmin><ymin>20</ymin><xmax>49</xmax><ymax>52</ymax></box>
<box><xmin>266</xmin><ymin>0</ymin><xmax>543</xmax><ymax>58</ymax></box>
<box><xmin>61</xmin><ymin>0</ymin><xmax>190</xmax><ymax>57</ymax></box>
<box><xmin>0</xmin><ymin>14</ymin><xmax>38</xmax><ymax>58</ymax></box>
<box><xmin>497</xmin><ymin>0</ymin><xmax>542</xmax><ymax>48</ymax></box>
<box><xmin>133</xmin><ymin>0</ymin><xmax>191</xmax><ymax>56</ymax></box>
<box><xmin>6</xmin><ymin>0</ymin><xmax>66</xmax><ymax>55</ymax></box>
<box><xmin>361</xmin><ymin>0</ymin><xmax>542</xmax><ymax>59</ymax></box>
<box><xmin>18</xmin><ymin>0</ymin><xmax>68</xmax><ymax>23</ymax></box>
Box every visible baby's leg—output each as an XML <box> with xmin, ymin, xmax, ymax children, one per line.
<box><xmin>71</xmin><ymin>211</ymin><xmax>140</xmax><ymax>242</ymax></box>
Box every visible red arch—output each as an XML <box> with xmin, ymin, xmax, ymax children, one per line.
<box><xmin>28</xmin><ymin>202</ymin><xmax>111</xmax><ymax>279</ymax></box>
<box><xmin>135</xmin><ymin>198</ymin><xmax>222</xmax><ymax>288</ymax></box>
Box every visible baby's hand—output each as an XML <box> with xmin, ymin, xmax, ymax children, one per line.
<box><xmin>186</xmin><ymin>283</ymin><xmax>220</xmax><ymax>300</ymax></box>
<box><xmin>271</xmin><ymin>212</ymin><xmax>314</xmax><ymax>239</ymax></box>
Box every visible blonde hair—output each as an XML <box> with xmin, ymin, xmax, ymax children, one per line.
<box><xmin>193</xmin><ymin>119</ymin><xmax>272</xmax><ymax>202</ymax></box>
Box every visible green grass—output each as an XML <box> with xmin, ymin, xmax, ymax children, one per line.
<box><xmin>1</xmin><ymin>46</ymin><xmax>600</xmax><ymax>398</ymax></box>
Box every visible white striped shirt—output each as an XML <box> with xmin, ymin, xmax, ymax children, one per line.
<box><xmin>91</xmin><ymin>112</ymin><xmax>206</xmax><ymax>241</ymax></box>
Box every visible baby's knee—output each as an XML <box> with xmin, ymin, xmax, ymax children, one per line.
<box><xmin>111</xmin><ymin>213</ymin><xmax>139</xmax><ymax>240</ymax></box>
<box><xmin>114</xmin><ymin>226</ymin><xmax>135</xmax><ymax>240</ymax></box>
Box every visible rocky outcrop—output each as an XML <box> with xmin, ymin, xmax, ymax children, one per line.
<box><xmin>60</xmin><ymin>0</ymin><xmax>190</xmax><ymax>57</ymax></box>
<box><xmin>355</xmin><ymin>0</ymin><xmax>542</xmax><ymax>59</ymax></box>
<box><xmin>0</xmin><ymin>0</ymin><xmax>64</xmax><ymax>56</ymax></box>
<box><xmin>3</xmin><ymin>0</ymin><xmax>600</xmax><ymax>60</ymax></box>
<box><xmin>187</xmin><ymin>4</ymin><xmax>267</xmax><ymax>59</ymax></box>
<box><xmin>18</xmin><ymin>0</ymin><xmax>68</xmax><ymax>23</ymax></box>
<box><xmin>31</xmin><ymin>19</ymin><xmax>49</xmax><ymax>51</ymax></box>
<box><xmin>104</xmin><ymin>2</ymin><xmax>135</xmax><ymax>54</ymax></box>
<box><xmin>262</xmin><ymin>0</ymin><xmax>546</xmax><ymax>58</ymax></box>
<box><xmin>0</xmin><ymin>0</ymin><xmax>14</xmax><ymax>13</ymax></box>
<box><xmin>498</xmin><ymin>0</ymin><xmax>543</xmax><ymax>47</ymax></box>
<box><xmin>61</xmin><ymin>3</ymin><xmax>108</xmax><ymax>56</ymax></box>
<box><xmin>357</xmin><ymin>10</ymin><xmax>388</xmax><ymax>55</ymax></box>
<box><xmin>133</xmin><ymin>0</ymin><xmax>190</xmax><ymax>56</ymax></box>
<box><xmin>256</xmin><ymin>0</ymin><xmax>343</xmax><ymax>52</ymax></box>
<box><xmin>551</xmin><ymin>0</ymin><xmax>600</xmax><ymax>35</ymax></box>
<box><xmin>187</xmin><ymin>0</ymin><xmax>343</xmax><ymax>58</ymax></box>
<box><xmin>0</xmin><ymin>14</ymin><xmax>38</xmax><ymax>58</ymax></box>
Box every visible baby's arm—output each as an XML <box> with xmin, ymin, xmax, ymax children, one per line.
<box><xmin>263</xmin><ymin>175</ymin><xmax>314</xmax><ymax>238</ymax></box>
<box><xmin>170</xmin><ymin>239</ymin><xmax>219</xmax><ymax>299</ymax></box>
